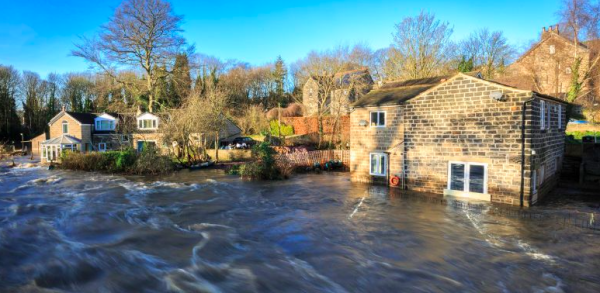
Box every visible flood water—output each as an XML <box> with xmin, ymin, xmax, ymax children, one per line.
<box><xmin>1</xmin><ymin>162</ymin><xmax>599</xmax><ymax>292</ymax></box>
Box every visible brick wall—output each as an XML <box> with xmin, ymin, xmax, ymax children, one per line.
<box><xmin>350</xmin><ymin>75</ymin><xmax>567</xmax><ymax>206</ymax></box>
<box><xmin>281</xmin><ymin>116</ymin><xmax>350</xmax><ymax>140</ymax></box>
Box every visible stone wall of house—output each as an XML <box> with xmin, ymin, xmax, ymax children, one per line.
<box><xmin>350</xmin><ymin>75</ymin><xmax>566</xmax><ymax>206</ymax></box>
<box><xmin>529</xmin><ymin>97</ymin><xmax>567</xmax><ymax>204</ymax></box>
<box><xmin>302</xmin><ymin>78</ymin><xmax>320</xmax><ymax>116</ymax></box>
<box><xmin>508</xmin><ymin>29</ymin><xmax>590</xmax><ymax>96</ymax></box>
<box><xmin>48</xmin><ymin>113</ymin><xmax>92</xmax><ymax>151</ymax></box>
<box><xmin>30</xmin><ymin>133</ymin><xmax>46</xmax><ymax>155</ymax></box>
<box><xmin>350</xmin><ymin>106</ymin><xmax>404</xmax><ymax>185</ymax></box>
<box><xmin>401</xmin><ymin>77</ymin><xmax>534</xmax><ymax>205</ymax></box>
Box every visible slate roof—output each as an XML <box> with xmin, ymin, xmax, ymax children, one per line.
<box><xmin>66</xmin><ymin>112</ymin><xmax>97</xmax><ymax>124</ymax></box>
<box><xmin>353</xmin><ymin>75</ymin><xmax>451</xmax><ymax>107</ymax></box>
<box><xmin>354</xmin><ymin>72</ymin><xmax>568</xmax><ymax>108</ymax></box>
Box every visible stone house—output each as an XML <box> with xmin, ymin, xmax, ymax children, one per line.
<box><xmin>303</xmin><ymin>68</ymin><xmax>373</xmax><ymax>116</ymax></box>
<box><xmin>499</xmin><ymin>25</ymin><xmax>599</xmax><ymax>118</ymax></box>
<box><xmin>40</xmin><ymin>109</ymin><xmax>241</xmax><ymax>162</ymax></box>
<box><xmin>350</xmin><ymin>72</ymin><xmax>568</xmax><ymax>206</ymax></box>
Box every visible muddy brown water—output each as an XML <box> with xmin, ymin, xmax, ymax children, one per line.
<box><xmin>1</xmin><ymin>161</ymin><xmax>599</xmax><ymax>292</ymax></box>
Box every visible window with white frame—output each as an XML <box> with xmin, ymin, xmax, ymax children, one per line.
<box><xmin>540</xmin><ymin>100</ymin><xmax>546</xmax><ymax>129</ymax></box>
<box><xmin>549</xmin><ymin>45</ymin><xmax>556</xmax><ymax>55</ymax></box>
<box><xmin>121</xmin><ymin>135</ymin><xmax>129</xmax><ymax>142</ymax></box>
<box><xmin>447</xmin><ymin>162</ymin><xmax>488</xmax><ymax>194</ymax></box>
<box><xmin>370</xmin><ymin>153</ymin><xmax>387</xmax><ymax>176</ymax></box>
<box><xmin>62</xmin><ymin>121</ymin><xmax>69</xmax><ymax>134</ymax></box>
<box><xmin>370</xmin><ymin>111</ymin><xmax>386</xmax><ymax>127</ymax></box>
<box><xmin>138</xmin><ymin>119</ymin><xmax>157</xmax><ymax>129</ymax></box>
<box><xmin>557</xmin><ymin>104</ymin><xmax>562</xmax><ymax>129</ymax></box>
<box><xmin>98</xmin><ymin>143</ymin><xmax>107</xmax><ymax>152</ymax></box>
<box><xmin>546</xmin><ymin>102</ymin><xmax>551</xmax><ymax>129</ymax></box>
<box><xmin>95</xmin><ymin>120</ymin><xmax>115</xmax><ymax>131</ymax></box>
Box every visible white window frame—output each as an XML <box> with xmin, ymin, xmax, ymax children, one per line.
<box><xmin>138</xmin><ymin>119</ymin><xmax>158</xmax><ymax>130</ymax></box>
<box><xmin>121</xmin><ymin>135</ymin><xmax>129</xmax><ymax>142</ymax></box>
<box><xmin>98</xmin><ymin>143</ymin><xmax>107</xmax><ymax>152</ymax></box>
<box><xmin>546</xmin><ymin>102</ymin><xmax>551</xmax><ymax>129</ymax></box>
<box><xmin>95</xmin><ymin>119</ymin><xmax>115</xmax><ymax>131</ymax></box>
<box><xmin>62</xmin><ymin>121</ymin><xmax>69</xmax><ymax>134</ymax></box>
<box><xmin>370</xmin><ymin>111</ymin><xmax>386</xmax><ymax>127</ymax></box>
<box><xmin>447</xmin><ymin>161</ymin><xmax>488</xmax><ymax>194</ymax></box>
<box><xmin>549</xmin><ymin>45</ymin><xmax>556</xmax><ymax>55</ymax></box>
<box><xmin>557</xmin><ymin>104</ymin><xmax>562</xmax><ymax>129</ymax></box>
<box><xmin>369</xmin><ymin>152</ymin><xmax>388</xmax><ymax>176</ymax></box>
<box><xmin>540</xmin><ymin>100</ymin><xmax>546</xmax><ymax>130</ymax></box>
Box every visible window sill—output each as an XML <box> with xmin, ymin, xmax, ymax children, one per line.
<box><xmin>443</xmin><ymin>189</ymin><xmax>490</xmax><ymax>202</ymax></box>
<box><xmin>370</xmin><ymin>173</ymin><xmax>387</xmax><ymax>177</ymax></box>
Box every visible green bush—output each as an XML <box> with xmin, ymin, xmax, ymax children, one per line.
<box><xmin>236</xmin><ymin>141</ymin><xmax>285</xmax><ymax>180</ymax></box>
<box><xmin>566</xmin><ymin>131</ymin><xmax>600</xmax><ymax>141</ymax></box>
<box><xmin>60</xmin><ymin>147</ymin><xmax>173</xmax><ymax>175</ymax></box>
<box><xmin>269</xmin><ymin>120</ymin><xmax>294</xmax><ymax>137</ymax></box>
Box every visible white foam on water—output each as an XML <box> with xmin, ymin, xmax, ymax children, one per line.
<box><xmin>533</xmin><ymin>273</ymin><xmax>565</xmax><ymax>293</ymax></box>
<box><xmin>517</xmin><ymin>240</ymin><xmax>556</xmax><ymax>264</ymax></box>
<box><xmin>463</xmin><ymin>208</ymin><xmax>558</xmax><ymax>265</ymax></box>
<box><xmin>284</xmin><ymin>255</ymin><xmax>348</xmax><ymax>293</ymax></box>
<box><xmin>348</xmin><ymin>196</ymin><xmax>366</xmax><ymax>219</ymax></box>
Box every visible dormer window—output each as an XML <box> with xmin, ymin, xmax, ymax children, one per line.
<box><xmin>137</xmin><ymin>113</ymin><xmax>159</xmax><ymax>130</ymax></box>
<box><xmin>62</xmin><ymin>121</ymin><xmax>68</xmax><ymax>134</ymax></box>
<box><xmin>549</xmin><ymin>45</ymin><xmax>555</xmax><ymax>55</ymax></box>
<box><xmin>95</xmin><ymin>120</ymin><xmax>115</xmax><ymax>131</ymax></box>
<box><xmin>94</xmin><ymin>114</ymin><xmax>117</xmax><ymax>131</ymax></box>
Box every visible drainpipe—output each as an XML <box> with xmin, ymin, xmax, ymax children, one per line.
<box><xmin>520</xmin><ymin>97</ymin><xmax>536</xmax><ymax>207</ymax></box>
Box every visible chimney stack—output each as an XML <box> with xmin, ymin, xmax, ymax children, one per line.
<box><xmin>136</xmin><ymin>105</ymin><xmax>142</xmax><ymax>116</ymax></box>
<box><xmin>61</xmin><ymin>105</ymin><xmax>65</xmax><ymax>112</ymax></box>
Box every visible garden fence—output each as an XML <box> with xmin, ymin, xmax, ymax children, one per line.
<box><xmin>275</xmin><ymin>149</ymin><xmax>350</xmax><ymax>169</ymax></box>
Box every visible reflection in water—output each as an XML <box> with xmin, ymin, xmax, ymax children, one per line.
<box><xmin>0</xmin><ymin>163</ymin><xmax>599</xmax><ymax>292</ymax></box>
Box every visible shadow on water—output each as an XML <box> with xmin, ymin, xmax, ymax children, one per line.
<box><xmin>0</xmin><ymin>160</ymin><xmax>599</xmax><ymax>292</ymax></box>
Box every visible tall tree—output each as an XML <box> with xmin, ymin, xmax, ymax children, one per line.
<box><xmin>461</xmin><ymin>28</ymin><xmax>514</xmax><ymax>78</ymax></box>
<box><xmin>72</xmin><ymin>0</ymin><xmax>186</xmax><ymax>113</ymax></box>
<box><xmin>170</xmin><ymin>53</ymin><xmax>192</xmax><ymax>107</ymax></box>
<box><xmin>21</xmin><ymin>71</ymin><xmax>46</xmax><ymax>137</ymax></box>
<box><xmin>0</xmin><ymin>65</ymin><xmax>21</xmax><ymax>142</ymax></box>
<box><xmin>389</xmin><ymin>11</ymin><xmax>453</xmax><ymax>80</ymax></box>
<box><xmin>273</xmin><ymin>56</ymin><xmax>287</xmax><ymax>106</ymax></box>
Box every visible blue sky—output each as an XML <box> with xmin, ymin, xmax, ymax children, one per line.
<box><xmin>0</xmin><ymin>0</ymin><xmax>561</xmax><ymax>77</ymax></box>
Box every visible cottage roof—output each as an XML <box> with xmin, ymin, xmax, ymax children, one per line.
<box><xmin>353</xmin><ymin>75</ymin><xmax>451</xmax><ymax>107</ymax></box>
<box><xmin>354</xmin><ymin>72</ymin><xmax>568</xmax><ymax>108</ymax></box>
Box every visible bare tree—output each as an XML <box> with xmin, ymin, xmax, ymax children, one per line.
<box><xmin>559</xmin><ymin>0</ymin><xmax>600</xmax><ymax>102</ymax></box>
<box><xmin>390</xmin><ymin>11</ymin><xmax>453</xmax><ymax>80</ymax></box>
<box><xmin>72</xmin><ymin>0</ymin><xmax>186</xmax><ymax>113</ymax></box>
<box><xmin>461</xmin><ymin>29</ymin><xmax>514</xmax><ymax>79</ymax></box>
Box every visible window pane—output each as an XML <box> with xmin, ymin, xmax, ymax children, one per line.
<box><xmin>370</xmin><ymin>154</ymin><xmax>377</xmax><ymax>173</ymax></box>
<box><xmin>379</xmin><ymin>154</ymin><xmax>386</xmax><ymax>174</ymax></box>
<box><xmin>450</xmin><ymin>163</ymin><xmax>465</xmax><ymax>191</ymax></box>
<box><xmin>379</xmin><ymin>112</ymin><xmax>385</xmax><ymax>126</ymax></box>
<box><xmin>370</xmin><ymin>112</ymin><xmax>377</xmax><ymax>126</ymax></box>
<box><xmin>469</xmin><ymin>165</ymin><xmax>485</xmax><ymax>193</ymax></box>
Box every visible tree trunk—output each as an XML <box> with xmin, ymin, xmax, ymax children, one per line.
<box><xmin>317</xmin><ymin>112</ymin><xmax>324</xmax><ymax>149</ymax></box>
<box><xmin>215</xmin><ymin>132</ymin><xmax>219</xmax><ymax>163</ymax></box>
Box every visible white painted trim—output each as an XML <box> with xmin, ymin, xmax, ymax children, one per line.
<box><xmin>369</xmin><ymin>110</ymin><xmax>386</xmax><ymax>127</ymax></box>
<box><xmin>443</xmin><ymin>189</ymin><xmax>491</xmax><ymax>201</ymax></box>
<box><xmin>369</xmin><ymin>152</ymin><xmax>388</xmax><ymax>176</ymax></box>
<box><xmin>98</xmin><ymin>143</ymin><xmax>107</xmax><ymax>152</ymax></box>
<box><xmin>447</xmin><ymin>161</ymin><xmax>488</xmax><ymax>195</ymax></box>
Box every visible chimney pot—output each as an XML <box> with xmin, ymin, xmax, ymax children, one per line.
<box><xmin>61</xmin><ymin>105</ymin><xmax>65</xmax><ymax>112</ymax></box>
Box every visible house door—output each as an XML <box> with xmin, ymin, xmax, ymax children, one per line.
<box><xmin>137</xmin><ymin>141</ymin><xmax>156</xmax><ymax>152</ymax></box>
<box><xmin>447</xmin><ymin>162</ymin><xmax>488</xmax><ymax>194</ymax></box>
